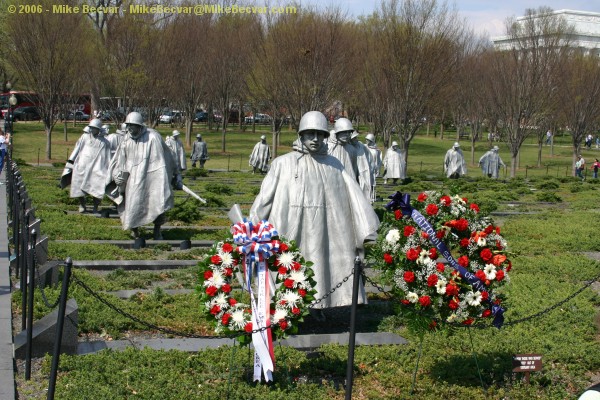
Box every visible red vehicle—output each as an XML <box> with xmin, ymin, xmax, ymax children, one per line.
<box><xmin>0</xmin><ymin>91</ymin><xmax>91</xmax><ymax>119</ymax></box>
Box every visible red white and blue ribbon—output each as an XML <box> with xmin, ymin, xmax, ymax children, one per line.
<box><xmin>386</xmin><ymin>192</ymin><xmax>505</xmax><ymax>328</ymax></box>
<box><xmin>232</xmin><ymin>219</ymin><xmax>279</xmax><ymax>381</ymax></box>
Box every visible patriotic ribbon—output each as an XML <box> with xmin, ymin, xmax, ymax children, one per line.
<box><xmin>386</xmin><ymin>192</ymin><xmax>505</xmax><ymax>328</ymax></box>
<box><xmin>231</xmin><ymin>219</ymin><xmax>279</xmax><ymax>381</ymax></box>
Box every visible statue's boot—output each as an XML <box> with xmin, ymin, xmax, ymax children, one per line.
<box><xmin>153</xmin><ymin>224</ymin><xmax>163</xmax><ymax>240</ymax></box>
<box><xmin>92</xmin><ymin>198</ymin><xmax>101</xmax><ymax>214</ymax></box>
<box><xmin>130</xmin><ymin>227</ymin><xmax>140</xmax><ymax>239</ymax></box>
<box><xmin>78</xmin><ymin>197</ymin><xmax>86</xmax><ymax>213</ymax></box>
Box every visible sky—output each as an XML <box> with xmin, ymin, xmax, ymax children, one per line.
<box><xmin>298</xmin><ymin>0</ymin><xmax>600</xmax><ymax>38</ymax></box>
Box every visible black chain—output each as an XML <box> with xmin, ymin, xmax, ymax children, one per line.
<box><xmin>309</xmin><ymin>269</ymin><xmax>354</xmax><ymax>307</ymax></box>
<box><xmin>33</xmin><ymin>248</ymin><xmax>61</xmax><ymax>310</ymax></box>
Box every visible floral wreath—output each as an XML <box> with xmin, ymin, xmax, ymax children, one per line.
<box><xmin>369</xmin><ymin>191</ymin><xmax>512</xmax><ymax>332</ymax></box>
<box><xmin>198</xmin><ymin>236</ymin><xmax>317</xmax><ymax>345</ymax></box>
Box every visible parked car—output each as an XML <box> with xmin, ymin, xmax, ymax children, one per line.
<box><xmin>194</xmin><ymin>111</ymin><xmax>208</xmax><ymax>122</ymax></box>
<box><xmin>12</xmin><ymin>106</ymin><xmax>41</xmax><ymax>121</ymax></box>
<box><xmin>100</xmin><ymin>110</ymin><xmax>125</xmax><ymax>122</ymax></box>
<box><xmin>245</xmin><ymin>113</ymin><xmax>272</xmax><ymax>124</ymax></box>
<box><xmin>66</xmin><ymin>111</ymin><xmax>90</xmax><ymax>121</ymax></box>
<box><xmin>159</xmin><ymin>111</ymin><xmax>184</xmax><ymax>124</ymax></box>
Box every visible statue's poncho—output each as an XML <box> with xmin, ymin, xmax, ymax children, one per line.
<box><xmin>106</xmin><ymin>132</ymin><xmax>125</xmax><ymax>159</ymax></box>
<box><xmin>444</xmin><ymin>148</ymin><xmax>467</xmax><ymax>177</ymax></box>
<box><xmin>479</xmin><ymin>150</ymin><xmax>505</xmax><ymax>178</ymax></box>
<box><xmin>366</xmin><ymin>144</ymin><xmax>382</xmax><ymax>179</ymax></box>
<box><xmin>349</xmin><ymin>141</ymin><xmax>373</xmax><ymax>200</ymax></box>
<box><xmin>191</xmin><ymin>140</ymin><xmax>208</xmax><ymax>162</ymax></box>
<box><xmin>250</xmin><ymin>144</ymin><xmax>380</xmax><ymax>308</ymax></box>
<box><xmin>107</xmin><ymin>128</ymin><xmax>177</xmax><ymax>230</ymax></box>
<box><xmin>383</xmin><ymin>147</ymin><xmax>406</xmax><ymax>179</ymax></box>
<box><xmin>249</xmin><ymin>141</ymin><xmax>271</xmax><ymax>172</ymax></box>
<box><xmin>167</xmin><ymin>136</ymin><xmax>187</xmax><ymax>171</ymax></box>
<box><xmin>327</xmin><ymin>136</ymin><xmax>356</xmax><ymax>178</ymax></box>
<box><xmin>69</xmin><ymin>133</ymin><xmax>111</xmax><ymax>200</ymax></box>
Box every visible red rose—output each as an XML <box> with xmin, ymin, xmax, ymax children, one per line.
<box><xmin>458</xmin><ymin>255</ymin><xmax>469</xmax><ymax>267</ymax></box>
<box><xmin>475</xmin><ymin>269</ymin><xmax>486</xmax><ymax>281</ymax></box>
<box><xmin>455</xmin><ymin>219</ymin><xmax>469</xmax><ymax>231</ymax></box>
<box><xmin>224</xmin><ymin>267</ymin><xmax>233</xmax><ymax>276</ymax></box>
<box><xmin>448</xmin><ymin>298</ymin><xmax>459</xmax><ymax>310</ymax></box>
<box><xmin>284</xmin><ymin>278</ymin><xmax>294</xmax><ymax>288</ymax></box>
<box><xmin>292</xmin><ymin>262</ymin><xmax>301</xmax><ymax>271</ymax></box>
<box><xmin>221</xmin><ymin>313</ymin><xmax>231</xmax><ymax>325</ymax></box>
<box><xmin>496</xmin><ymin>270</ymin><xmax>505</xmax><ymax>281</ymax></box>
<box><xmin>203</xmin><ymin>270</ymin><xmax>213</xmax><ymax>279</ymax></box>
<box><xmin>401</xmin><ymin>299</ymin><xmax>410</xmax><ymax>305</ymax></box>
<box><xmin>403</xmin><ymin>271</ymin><xmax>416</xmax><ymax>283</ymax></box>
<box><xmin>279</xmin><ymin>243</ymin><xmax>289</xmax><ymax>252</ymax></box>
<box><xmin>228</xmin><ymin>298</ymin><xmax>237</xmax><ymax>306</ymax></box>
<box><xmin>421</xmin><ymin>232</ymin><xmax>429</xmax><ymax>239</ymax></box>
<box><xmin>418</xmin><ymin>296</ymin><xmax>432</xmax><ymax>307</ymax></box>
<box><xmin>394</xmin><ymin>209</ymin><xmax>402</xmax><ymax>220</ymax></box>
<box><xmin>460</xmin><ymin>238</ymin><xmax>470</xmax><ymax>248</ymax></box>
<box><xmin>482</xmin><ymin>309</ymin><xmax>492</xmax><ymax>318</ymax></box>
<box><xmin>446</xmin><ymin>283</ymin><xmax>459</xmax><ymax>296</ymax></box>
<box><xmin>440</xmin><ymin>195</ymin><xmax>451</xmax><ymax>205</ymax></box>
<box><xmin>222</xmin><ymin>243</ymin><xmax>233</xmax><ymax>253</ymax></box>
<box><xmin>436</xmin><ymin>230</ymin><xmax>446</xmax><ymax>239</ymax></box>
<box><xmin>462</xmin><ymin>318</ymin><xmax>474</xmax><ymax>325</ymax></box>
<box><xmin>481</xmin><ymin>291</ymin><xmax>489</xmax><ymax>301</ymax></box>
<box><xmin>427</xmin><ymin>274</ymin><xmax>438</xmax><ymax>287</ymax></box>
<box><xmin>210</xmin><ymin>305</ymin><xmax>221</xmax><ymax>315</ymax></box>
<box><xmin>429</xmin><ymin>248</ymin><xmax>437</xmax><ymax>260</ymax></box>
<box><xmin>418</xmin><ymin>192</ymin><xmax>428</xmax><ymax>202</ymax></box>
<box><xmin>292</xmin><ymin>307</ymin><xmax>301</xmax><ymax>315</ymax></box>
<box><xmin>480</xmin><ymin>248</ymin><xmax>493</xmax><ymax>262</ymax></box>
<box><xmin>436</xmin><ymin>262</ymin><xmax>445</xmax><ymax>273</ymax></box>
<box><xmin>298</xmin><ymin>289</ymin><xmax>307</xmax><ymax>297</ymax></box>
<box><xmin>470</xmin><ymin>203</ymin><xmax>480</xmax><ymax>213</ymax></box>
<box><xmin>221</xmin><ymin>284</ymin><xmax>232</xmax><ymax>293</ymax></box>
<box><xmin>404</xmin><ymin>225</ymin><xmax>416</xmax><ymax>237</ymax></box>
<box><xmin>210</xmin><ymin>255</ymin><xmax>222</xmax><ymax>265</ymax></box>
<box><xmin>384</xmin><ymin>253</ymin><xmax>393</xmax><ymax>264</ymax></box>
<box><xmin>279</xmin><ymin>299</ymin><xmax>287</xmax><ymax>306</ymax></box>
<box><xmin>270</xmin><ymin>308</ymin><xmax>276</xmax><ymax>315</ymax></box>
<box><xmin>406</xmin><ymin>248</ymin><xmax>420</xmax><ymax>261</ymax></box>
<box><xmin>244</xmin><ymin>322</ymin><xmax>253</xmax><ymax>333</ymax></box>
<box><xmin>496</xmin><ymin>226</ymin><xmax>501</xmax><ymax>234</ymax></box>
<box><xmin>484</xmin><ymin>225</ymin><xmax>494</xmax><ymax>234</ymax></box>
<box><xmin>426</xmin><ymin>204</ymin><xmax>439</xmax><ymax>216</ymax></box>
<box><xmin>492</xmin><ymin>254</ymin><xmax>506</xmax><ymax>266</ymax></box>
<box><xmin>278</xmin><ymin>266</ymin><xmax>288</xmax><ymax>275</ymax></box>
<box><xmin>279</xmin><ymin>320</ymin><xmax>289</xmax><ymax>330</ymax></box>
<box><xmin>206</xmin><ymin>286</ymin><xmax>218</xmax><ymax>297</ymax></box>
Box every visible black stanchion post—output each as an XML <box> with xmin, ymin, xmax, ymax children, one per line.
<box><xmin>345</xmin><ymin>256</ymin><xmax>362</xmax><ymax>400</ymax></box>
<box><xmin>25</xmin><ymin>229</ymin><xmax>37</xmax><ymax>380</ymax></box>
<box><xmin>47</xmin><ymin>257</ymin><xmax>73</xmax><ymax>400</ymax></box>
<box><xmin>20</xmin><ymin>206</ymin><xmax>29</xmax><ymax>330</ymax></box>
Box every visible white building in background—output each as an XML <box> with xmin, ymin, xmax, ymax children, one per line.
<box><xmin>492</xmin><ymin>9</ymin><xmax>600</xmax><ymax>56</ymax></box>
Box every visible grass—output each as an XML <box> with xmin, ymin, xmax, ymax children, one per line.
<box><xmin>9</xmin><ymin>123</ymin><xmax>600</xmax><ymax>399</ymax></box>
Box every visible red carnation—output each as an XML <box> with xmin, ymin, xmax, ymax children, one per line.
<box><xmin>395</xmin><ymin>209</ymin><xmax>402</xmax><ymax>220</ymax></box>
<box><xmin>418</xmin><ymin>296</ymin><xmax>432</xmax><ymax>307</ymax></box>
<box><xmin>221</xmin><ymin>313</ymin><xmax>231</xmax><ymax>325</ymax></box>
<box><xmin>429</xmin><ymin>248</ymin><xmax>437</xmax><ymax>260</ymax></box>
<box><xmin>440</xmin><ymin>195</ymin><xmax>451</xmax><ymax>205</ymax></box>
<box><xmin>279</xmin><ymin>243</ymin><xmax>289</xmax><ymax>252</ymax></box>
<box><xmin>458</xmin><ymin>255</ymin><xmax>469</xmax><ymax>267</ymax></box>
<box><xmin>298</xmin><ymin>289</ymin><xmax>307</xmax><ymax>297</ymax></box>
<box><xmin>206</xmin><ymin>286</ymin><xmax>218</xmax><ymax>297</ymax></box>
<box><xmin>203</xmin><ymin>270</ymin><xmax>213</xmax><ymax>280</ymax></box>
<box><xmin>406</xmin><ymin>248</ymin><xmax>420</xmax><ymax>261</ymax></box>
<box><xmin>484</xmin><ymin>225</ymin><xmax>494</xmax><ymax>234</ymax></box>
<box><xmin>481</xmin><ymin>291</ymin><xmax>489</xmax><ymax>301</ymax></box>
<box><xmin>421</xmin><ymin>232</ymin><xmax>429</xmax><ymax>239</ymax></box>
<box><xmin>210</xmin><ymin>255</ymin><xmax>222</xmax><ymax>265</ymax></box>
<box><xmin>222</xmin><ymin>243</ymin><xmax>233</xmax><ymax>253</ymax></box>
<box><xmin>221</xmin><ymin>284</ymin><xmax>232</xmax><ymax>293</ymax></box>
<box><xmin>480</xmin><ymin>248</ymin><xmax>493</xmax><ymax>262</ymax></box>
<box><xmin>292</xmin><ymin>307</ymin><xmax>301</xmax><ymax>315</ymax></box>
<box><xmin>436</xmin><ymin>230</ymin><xmax>446</xmax><ymax>239</ymax></box>
<box><xmin>448</xmin><ymin>298</ymin><xmax>459</xmax><ymax>310</ymax></box>
<box><xmin>383</xmin><ymin>253</ymin><xmax>393</xmax><ymax>264</ymax></box>
<box><xmin>224</xmin><ymin>267</ymin><xmax>233</xmax><ymax>277</ymax></box>
<box><xmin>496</xmin><ymin>270</ymin><xmax>505</xmax><ymax>281</ymax></box>
<box><xmin>496</xmin><ymin>241</ymin><xmax>503</xmax><ymax>250</ymax></box>
<box><xmin>460</xmin><ymin>238</ymin><xmax>470</xmax><ymax>248</ymax></box>
<box><xmin>426</xmin><ymin>204</ymin><xmax>439</xmax><ymax>216</ymax></box>
<box><xmin>446</xmin><ymin>283</ymin><xmax>459</xmax><ymax>296</ymax></box>
<box><xmin>210</xmin><ymin>305</ymin><xmax>221</xmax><ymax>315</ymax></box>
<box><xmin>462</xmin><ymin>318</ymin><xmax>474</xmax><ymax>325</ymax></box>
<box><xmin>436</xmin><ymin>262</ymin><xmax>445</xmax><ymax>273</ymax></box>
<box><xmin>292</xmin><ymin>262</ymin><xmax>301</xmax><ymax>271</ymax></box>
<box><xmin>284</xmin><ymin>278</ymin><xmax>294</xmax><ymax>288</ymax></box>
<box><xmin>455</xmin><ymin>219</ymin><xmax>469</xmax><ymax>231</ymax></box>
<box><xmin>279</xmin><ymin>299</ymin><xmax>287</xmax><ymax>306</ymax></box>
<box><xmin>475</xmin><ymin>269</ymin><xmax>486</xmax><ymax>281</ymax></box>
<box><xmin>279</xmin><ymin>320</ymin><xmax>289</xmax><ymax>330</ymax></box>
<box><xmin>404</xmin><ymin>225</ymin><xmax>416</xmax><ymax>237</ymax></box>
<box><xmin>403</xmin><ymin>271</ymin><xmax>416</xmax><ymax>283</ymax></box>
<box><xmin>244</xmin><ymin>322</ymin><xmax>253</xmax><ymax>333</ymax></box>
<box><xmin>417</xmin><ymin>192</ymin><xmax>428</xmax><ymax>202</ymax></box>
<box><xmin>492</xmin><ymin>254</ymin><xmax>506</xmax><ymax>266</ymax></box>
<box><xmin>278</xmin><ymin>266</ymin><xmax>288</xmax><ymax>275</ymax></box>
<box><xmin>229</xmin><ymin>298</ymin><xmax>237</xmax><ymax>306</ymax></box>
<box><xmin>427</xmin><ymin>274</ymin><xmax>438</xmax><ymax>287</ymax></box>
<box><xmin>401</xmin><ymin>299</ymin><xmax>410</xmax><ymax>305</ymax></box>
<box><xmin>482</xmin><ymin>309</ymin><xmax>492</xmax><ymax>318</ymax></box>
<box><xmin>496</xmin><ymin>226</ymin><xmax>501</xmax><ymax>234</ymax></box>
<box><xmin>470</xmin><ymin>203</ymin><xmax>480</xmax><ymax>213</ymax></box>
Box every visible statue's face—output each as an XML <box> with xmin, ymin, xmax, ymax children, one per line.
<box><xmin>127</xmin><ymin>124</ymin><xmax>143</xmax><ymax>140</ymax></box>
<box><xmin>300</xmin><ymin>130</ymin><xmax>326</xmax><ymax>153</ymax></box>
<box><xmin>89</xmin><ymin>127</ymin><xmax>100</xmax><ymax>138</ymax></box>
<box><xmin>337</xmin><ymin>131</ymin><xmax>351</xmax><ymax>144</ymax></box>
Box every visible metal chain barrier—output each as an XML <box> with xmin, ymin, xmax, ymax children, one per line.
<box><xmin>309</xmin><ymin>269</ymin><xmax>355</xmax><ymax>307</ymax></box>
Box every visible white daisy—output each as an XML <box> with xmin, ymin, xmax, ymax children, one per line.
<box><xmin>407</xmin><ymin>292</ymin><xmax>419</xmax><ymax>303</ymax></box>
<box><xmin>436</xmin><ymin>279</ymin><xmax>447</xmax><ymax>295</ymax></box>
<box><xmin>477</xmin><ymin>237</ymin><xmax>487</xmax><ymax>247</ymax></box>
<box><xmin>277</xmin><ymin>252</ymin><xmax>295</xmax><ymax>268</ymax></box>
<box><xmin>465</xmin><ymin>291</ymin><xmax>482</xmax><ymax>306</ymax></box>
<box><xmin>417</xmin><ymin>249</ymin><xmax>430</xmax><ymax>265</ymax></box>
<box><xmin>484</xmin><ymin>264</ymin><xmax>497</xmax><ymax>280</ymax></box>
<box><xmin>385</xmin><ymin>229</ymin><xmax>401</xmax><ymax>244</ymax></box>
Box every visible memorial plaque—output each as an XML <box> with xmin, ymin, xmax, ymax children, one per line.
<box><xmin>512</xmin><ymin>353</ymin><xmax>542</xmax><ymax>383</ymax></box>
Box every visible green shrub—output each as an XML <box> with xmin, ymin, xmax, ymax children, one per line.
<box><xmin>535</xmin><ymin>191</ymin><xmax>562</xmax><ymax>202</ymax></box>
<box><xmin>166</xmin><ymin>198</ymin><xmax>204</xmax><ymax>223</ymax></box>
<box><xmin>204</xmin><ymin>183</ymin><xmax>234</xmax><ymax>195</ymax></box>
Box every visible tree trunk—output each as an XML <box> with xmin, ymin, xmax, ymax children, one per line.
<box><xmin>537</xmin><ymin>141</ymin><xmax>543</xmax><ymax>167</ymax></box>
<box><xmin>45</xmin><ymin>123</ymin><xmax>52</xmax><ymax>160</ymax></box>
<box><xmin>510</xmin><ymin>153</ymin><xmax>517</xmax><ymax>178</ymax></box>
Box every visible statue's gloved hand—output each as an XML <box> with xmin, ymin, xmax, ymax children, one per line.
<box><xmin>173</xmin><ymin>174</ymin><xmax>184</xmax><ymax>190</ymax></box>
<box><xmin>114</xmin><ymin>174</ymin><xmax>125</xmax><ymax>186</ymax></box>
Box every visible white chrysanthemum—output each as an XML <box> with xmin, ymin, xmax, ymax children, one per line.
<box><xmin>212</xmin><ymin>293</ymin><xmax>228</xmax><ymax>307</ymax></box>
<box><xmin>407</xmin><ymin>292</ymin><xmax>419</xmax><ymax>303</ymax></box>
<box><xmin>281</xmin><ymin>290</ymin><xmax>301</xmax><ymax>308</ymax></box>
<box><xmin>484</xmin><ymin>264</ymin><xmax>497</xmax><ymax>280</ymax></box>
<box><xmin>452</xmin><ymin>195</ymin><xmax>466</xmax><ymax>205</ymax></box>
<box><xmin>289</xmin><ymin>271</ymin><xmax>307</xmax><ymax>285</ymax></box>
<box><xmin>230</xmin><ymin>309</ymin><xmax>248</xmax><ymax>329</ymax></box>
<box><xmin>206</xmin><ymin>271</ymin><xmax>225</xmax><ymax>288</ymax></box>
<box><xmin>277</xmin><ymin>252</ymin><xmax>295</xmax><ymax>268</ymax></box>
<box><xmin>219</xmin><ymin>252</ymin><xmax>234</xmax><ymax>266</ymax></box>
<box><xmin>385</xmin><ymin>229</ymin><xmax>401</xmax><ymax>244</ymax></box>
<box><xmin>477</xmin><ymin>237</ymin><xmax>487</xmax><ymax>247</ymax></box>
<box><xmin>465</xmin><ymin>291</ymin><xmax>482</xmax><ymax>306</ymax></box>
<box><xmin>272</xmin><ymin>308</ymin><xmax>288</xmax><ymax>322</ymax></box>
<box><xmin>436</xmin><ymin>279</ymin><xmax>447</xmax><ymax>295</ymax></box>
<box><xmin>417</xmin><ymin>249</ymin><xmax>430</xmax><ymax>265</ymax></box>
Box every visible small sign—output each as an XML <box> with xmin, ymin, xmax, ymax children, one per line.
<box><xmin>512</xmin><ymin>354</ymin><xmax>543</xmax><ymax>372</ymax></box>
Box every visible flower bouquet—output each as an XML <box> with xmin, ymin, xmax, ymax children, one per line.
<box><xmin>369</xmin><ymin>191</ymin><xmax>512</xmax><ymax>334</ymax></box>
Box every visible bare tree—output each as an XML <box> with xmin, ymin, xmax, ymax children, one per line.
<box><xmin>4</xmin><ymin>0</ymin><xmax>90</xmax><ymax>159</ymax></box>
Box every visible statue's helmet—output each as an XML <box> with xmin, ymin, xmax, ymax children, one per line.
<box><xmin>88</xmin><ymin>118</ymin><xmax>103</xmax><ymax>130</ymax></box>
<box><xmin>298</xmin><ymin>111</ymin><xmax>329</xmax><ymax>137</ymax></box>
<box><xmin>334</xmin><ymin>118</ymin><xmax>353</xmax><ymax>134</ymax></box>
<box><xmin>351</xmin><ymin>130</ymin><xmax>359</xmax><ymax>139</ymax></box>
<box><xmin>120</xmin><ymin>123</ymin><xmax>127</xmax><ymax>131</ymax></box>
<box><xmin>392</xmin><ymin>141</ymin><xmax>399</xmax><ymax>147</ymax></box>
<box><xmin>453</xmin><ymin>142</ymin><xmax>460</xmax><ymax>148</ymax></box>
<box><xmin>493</xmin><ymin>146</ymin><xmax>499</xmax><ymax>151</ymax></box>
<box><xmin>172</xmin><ymin>130</ymin><xmax>181</xmax><ymax>137</ymax></box>
<box><xmin>102</xmin><ymin>124</ymin><xmax>109</xmax><ymax>131</ymax></box>
<box><xmin>196</xmin><ymin>134</ymin><xmax>202</xmax><ymax>138</ymax></box>
<box><xmin>83</xmin><ymin>126</ymin><xmax>90</xmax><ymax>134</ymax></box>
<box><xmin>365</xmin><ymin>133</ymin><xmax>375</xmax><ymax>142</ymax></box>
<box><xmin>260</xmin><ymin>135</ymin><xmax>266</xmax><ymax>140</ymax></box>
<box><xmin>125</xmin><ymin>112</ymin><xmax>145</xmax><ymax>126</ymax></box>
